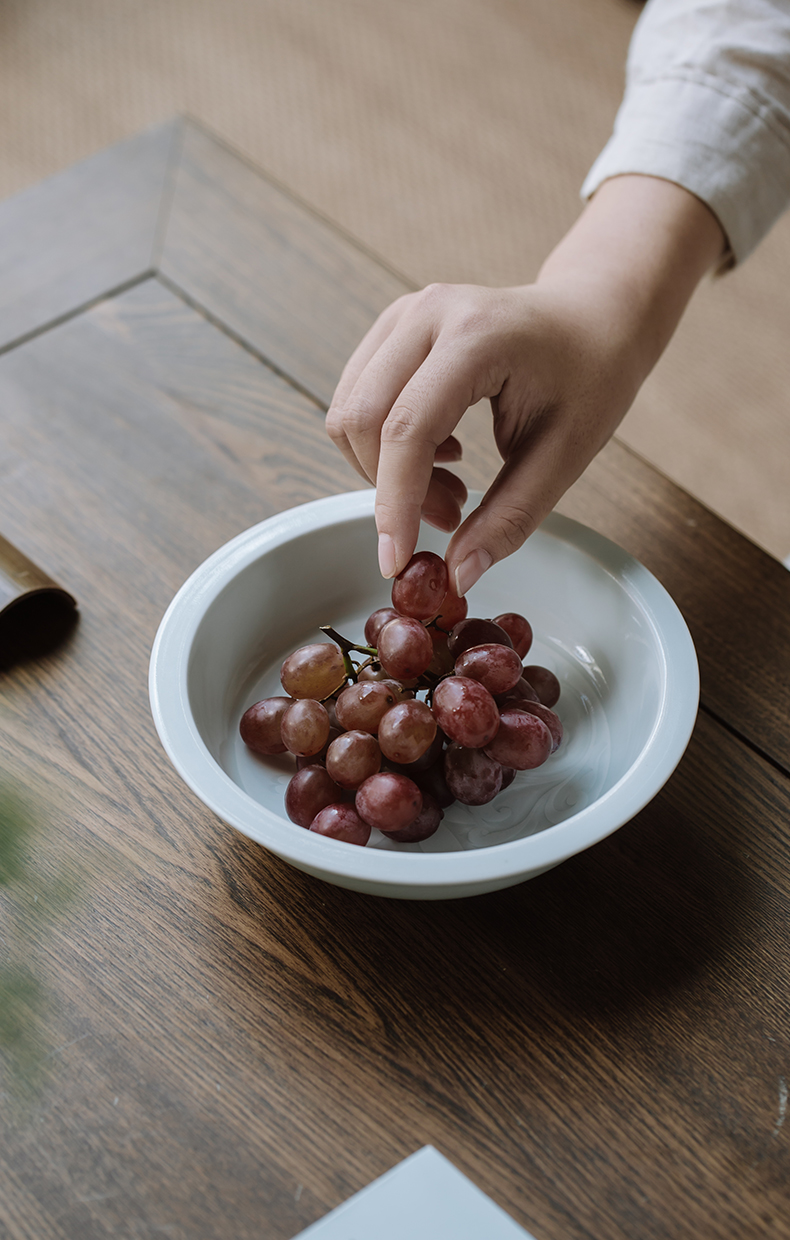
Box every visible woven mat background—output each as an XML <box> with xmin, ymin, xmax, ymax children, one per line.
<box><xmin>2</xmin><ymin>0</ymin><xmax>789</xmax><ymax>561</ymax></box>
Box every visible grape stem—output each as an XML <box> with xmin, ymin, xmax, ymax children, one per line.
<box><xmin>320</xmin><ymin>625</ymin><xmax>378</xmax><ymax>683</ymax></box>
<box><xmin>422</xmin><ymin>670</ymin><xmax>453</xmax><ymax>706</ymax></box>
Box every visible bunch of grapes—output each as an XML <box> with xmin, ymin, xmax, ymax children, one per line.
<box><xmin>239</xmin><ymin>551</ymin><xmax>563</xmax><ymax>847</ymax></box>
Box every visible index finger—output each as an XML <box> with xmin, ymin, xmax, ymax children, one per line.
<box><xmin>374</xmin><ymin>349</ymin><xmax>479</xmax><ymax>577</ymax></box>
<box><xmin>327</xmin><ymin>291</ymin><xmax>439</xmax><ymax>484</ymax></box>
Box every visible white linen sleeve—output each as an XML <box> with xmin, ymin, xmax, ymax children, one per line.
<box><xmin>581</xmin><ymin>0</ymin><xmax>790</xmax><ymax>265</ymax></box>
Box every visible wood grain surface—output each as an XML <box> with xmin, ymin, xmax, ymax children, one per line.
<box><xmin>559</xmin><ymin>440</ymin><xmax>790</xmax><ymax>771</ymax></box>
<box><xmin>0</xmin><ymin>122</ymin><xmax>177</xmax><ymax>356</ymax></box>
<box><xmin>1</xmin><ymin>122</ymin><xmax>789</xmax><ymax>1240</ymax></box>
<box><xmin>158</xmin><ymin>120</ymin><xmax>411</xmax><ymax>407</ymax></box>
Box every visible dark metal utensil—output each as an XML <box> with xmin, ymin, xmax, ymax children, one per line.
<box><xmin>0</xmin><ymin>533</ymin><xmax>77</xmax><ymax>666</ymax></box>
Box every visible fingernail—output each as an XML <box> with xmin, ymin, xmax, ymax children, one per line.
<box><xmin>454</xmin><ymin>548</ymin><xmax>492</xmax><ymax>598</ymax></box>
<box><xmin>378</xmin><ymin>533</ymin><xmax>397</xmax><ymax>579</ymax></box>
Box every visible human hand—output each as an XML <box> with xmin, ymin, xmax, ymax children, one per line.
<box><xmin>327</xmin><ymin>281</ymin><xmax>638</xmax><ymax>595</ymax></box>
<box><xmin>326</xmin><ymin>176</ymin><xmax>725</xmax><ymax>596</ymax></box>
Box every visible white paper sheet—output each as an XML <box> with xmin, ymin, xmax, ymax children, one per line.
<box><xmin>290</xmin><ymin>1145</ymin><xmax>538</xmax><ymax>1240</ymax></box>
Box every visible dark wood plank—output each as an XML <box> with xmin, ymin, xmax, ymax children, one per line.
<box><xmin>3</xmin><ymin>661</ymin><xmax>790</xmax><ymax>1234</ymax></box>
<box><xmin>452</xmin><ymin>406</ymin><xmax>790</xmax><ymax>773</ymax></box>
<box><xmin>0</xmin><ymin>121</ymin><xmax>178</xmax><ymax>353</ymax></box>
<box><xmin>158</xmin><ymin>119</ymin><xmax>410</xmax><ymax>407</ymax></box>
<box><xmin>1</xmin><ymin>281</ymin><xmax>789</xmax><ymax>1240</ymax></box>
<box><xmin>0</xmin><ymin>278</ymin><xmax>364</xmax><ymax>609</ymax></box>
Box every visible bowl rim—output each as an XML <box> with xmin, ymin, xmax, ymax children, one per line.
<box><xmin>149</xmin><ymin>490</ymin><xmax>699</xmax><ymax>890</ymax></box>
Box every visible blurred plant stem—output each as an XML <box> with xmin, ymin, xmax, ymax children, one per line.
<box><xmin>1</xmin><ymin>779</ymin><xmax>75</xmax><ymax>1107</ymax></box>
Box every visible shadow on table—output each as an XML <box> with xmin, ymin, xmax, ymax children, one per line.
<box><xmin>213</xmin><ymin>717</ymin><xmax>758</xmax><ymax>1036</ymax></box>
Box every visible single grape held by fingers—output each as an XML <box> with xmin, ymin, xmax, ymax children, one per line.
<box><xmin>391</xmin><ymin>551</ymin><xmax>449</xmax><ymax>621</ymax></box>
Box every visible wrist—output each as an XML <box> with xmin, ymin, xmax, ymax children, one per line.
<box><xmin>535</xmin><ymin>174</ymin><xmax>726</xmax><ymax>385</ymax></box>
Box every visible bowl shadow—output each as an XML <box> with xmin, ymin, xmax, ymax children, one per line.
<box><xmin>207</xmin><ymin>720</ymin><xmax>754</xmax><ymax>1041</ymax></box>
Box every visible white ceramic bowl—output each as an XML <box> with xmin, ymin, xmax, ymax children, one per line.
<box><xmin>149</xmin><ymin>490</ymin><xmax>698</xmax><ymax>900</ymax></box>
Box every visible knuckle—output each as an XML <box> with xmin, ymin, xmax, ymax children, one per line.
<box><xmin>325</xmin><ymin>406</ymin><xmax>346</xmax><ymax>443</ymax></box>
<box><xmin>406</xmin><ymin>283</ymin><xmax>494</xmax><ymax>346</ymax></box>
<box><xmin>413</xmin><ymin>282</ymin><xmax>452</xmax><ymax>315</ymax></box>
<box><xmin>380</xmin><ymin>404</ymin><xmax>425</xmax><ymax>447</ymax></box>
<box><xmin>339</xmin><ymin>396</ymin><xmax>382</xmax><ymax>440</ymax></box>
<box><xmin>452</xmin><ymin>307</ymin><xmax>488</xmax><ymax>340</ymax></box>
<box><xmin>421</xmin><ymin>281</ymin><xmax>452</xmax><ymax>301</ymax></box>
<box><xmin>374</xmin><ymin>494</ymin><xmax>401</xmax><ymax>523</ymax></box>
<box><xmin>491</xmin><ymin>502</ymin><xmax>535</xmax><ymax>555</ymax></box>
<box><xmin>447</xmin><ymin>290</ymin><xmax>494</xmax><ymax>341</ymax></box>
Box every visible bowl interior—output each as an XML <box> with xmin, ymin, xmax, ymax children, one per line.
<box><xmin>185</xmin><ymin>500</ymin><xmax>670</xmax><ymax>855</ymax></box>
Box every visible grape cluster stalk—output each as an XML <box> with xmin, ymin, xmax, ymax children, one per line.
<box><xmin>239</xmin><ymin>550</ymin><xmax>564</xmax><ymax>846</ymax></box>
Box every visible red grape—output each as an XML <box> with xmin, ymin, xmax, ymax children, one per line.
<box><xmin>427</xmin><ymin>627</ymin><xmax>455</xmax><ymax>677</ymax></box>
<box><xmin>434</xmin><ymin>582</ymin><xmax>468</xmax><ymax>633</ymax></box>
<box><xmin>381</xmin><ymin>793</ymin><xmax>443</xmax><ymax>842</ymax></box>
<box><xmin>326</xmin><ymin>730</ymin><xmax>382</xmax><ymax>789</ymax></box>
<box><xmin>484</xmin><ymin>708</ymin><xmax>552</xmax><ymax>770</ymax></box>
<box><xmin>378</xmin><ymin>700</ymin><xmax>437</xmax><ymax>765</ymax></box>
<box><xmin>335</xmin><ymin>680</ymin><xmax>397</xmax><ymax>733</ymax></box>
<box><xmin>310</xmin><ymin>804</ymin><xmax>371</xmax><ymax>846</ymax></box>
<box><xmin>406</xmin><ymin>727</ymin><xmax>445</xmax><ymax>771</ymax></box>
<box><xmin>523</xmin><ymin>665</ymin><xmax>561</xmax><ymax>708</ymax></box>
<box><xmin>412</xmin><ymin>757</ymin><xmax>456</xmax><ymax>808</ymax></box>
<box><xmin>432</xmin><ymin>676</ymin><xmax>500</xmax><ymax>748</ymax></box>
<box><xmin>364</xmin><ymin>607</ymin><xmax>400</xmax><ymax>646</ymax></box>
<box><xmin>281</xmin><ymin>643</ymin><xmax>346</xmax><ymax>699</ymax></box>
<box><xmin>357</xmin><ymin>660</ymin><xmax>391</xmax><ymax>682</ymax></box>
<box><xmin>356</xmin><ymin>771</ymin><xmax>422</xmax><ymax>831</ymax></box>
<box><xmin>453</xmin><ymin>642</ymin><xmax>523</xmax><ymax>695</ymax></box>
<box><xmin>447</xmin><ymin>617</ymin><xmax>513</xmax><ymax>659</ymax></box>
<box><xmin>239</xmin><ymin>696</ymin><xmax>291</xmax><ymax>755</ymax></box>
<box><xmin>382</xmin><ymin>679</ymin><xmax>416</xmax><ymax>701</ymax></box>
<box><xmin>443</xmin><ymin>744</ymin><xmax>503</xmax><ymax>805</ymax></box>
<box><xmin>492</xmin><ymin>612</ymin><xmax>533</xmax><ymax>658</ymax></box>
<box><xmin>495</xmin><ymin>675</ymin><xmax>540</xmax><ymax>707</ymax></box>
<box><xmin>285</xmin><ymin>766</ymin><xmax>344</xmax><ymax>827</ymax></box>
<box><xmin>280</xmin><ymin>698</ymin><xmax>331</xmax><ymax>756</ymax></box>
<box><xmin>377</xmin><ymin>616</ymin><xmax>434</xmax><ymax>680</ymax></box>
<box><xmin>392</xmin><ymin>551</ymin><xmax>449</xmax><ymax>621</ymax></box>
<box><xmin>295</xmin><ymin>725</ymin><xmax>342</xmax><ymax>767</ymax></box>
<box><xmin>516</xmin><ymin>701</ymin><xmax>563</xmax><ymax>752</ymax></box>
<box><xmin>357</xmin><ymin>663</ymin><xmax>417</xmax><ymax>695</ymax></box>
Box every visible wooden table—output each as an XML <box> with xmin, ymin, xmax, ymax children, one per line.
<box><xmin>2</xmin><ymin>117</ymin><xmax>789</xmax><ymax>1240</ymax></box>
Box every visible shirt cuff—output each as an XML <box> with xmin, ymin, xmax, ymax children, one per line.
<box><xmin>581</xmin><ymin>72</ymin><xmax>790</xmax><ymax>267</ymax></box>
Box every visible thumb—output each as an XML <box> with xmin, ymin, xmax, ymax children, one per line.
<box><xmin>444</xmin><ymin>440</ymin><xmax>565</xmax><ymax>596</ymax></box>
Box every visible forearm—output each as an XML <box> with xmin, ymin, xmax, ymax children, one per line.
<box><xmin>582</xmin><ymin>0</ymin><xmax>790</xmax><ymax>266</ymax></box>
<box><xmin>538</xmin><ymin>174</ymin><xmax>727</xmax><ymax>392</ymax></box>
